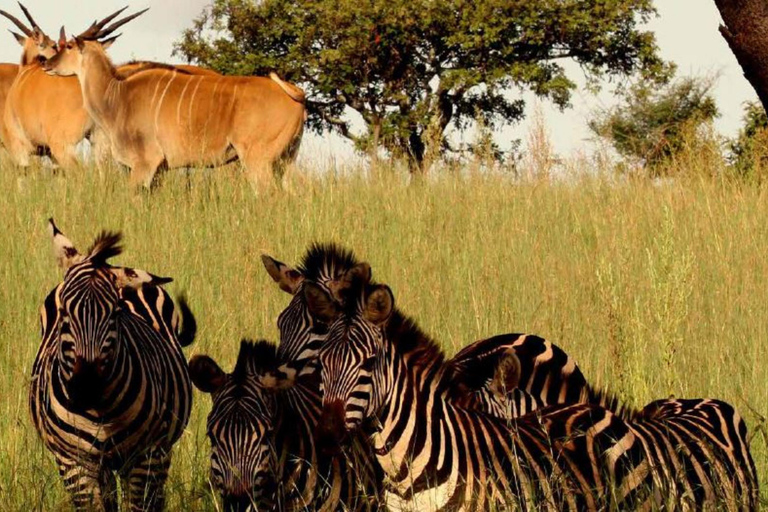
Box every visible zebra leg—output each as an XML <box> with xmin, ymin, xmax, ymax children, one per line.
<box><xmin>122</xmin><ymin>448</ymin><xmax>172</xmax><ymax>512</ymax></box>
<box><xmin>58</xmin><ymin>458</ymin><xmax>114</xmax><ymax>511</ymax></box>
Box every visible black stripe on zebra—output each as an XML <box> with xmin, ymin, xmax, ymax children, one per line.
<box><xmin>189</xmin><ymin>339</ymin><xmax>380</xmax><ymax>511</ymax></box>
<box><xmin>309</xmin><ymin>279</ymin><xmax>659</xmax><ymax>510</ymax></box>
<box><xmin>262</xmin><ymin>244</ymin><xmax>593</xmax><ymax>415</ymax></box>
<box><xmin>30</xmin><ymin>220</ymin><xmax>194</xmax><ymax>511</ymax></box>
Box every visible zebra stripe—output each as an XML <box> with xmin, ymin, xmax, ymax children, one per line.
<box><xmin>312</xmin><ymin>279</ymin><xmax>759</xmax><ymax>510</ymax></box>
<box><xmin>263</xmin><ymin>245</ymin><xmax>593</xmax><ymax>415</ymax></box>
<box><xmin>31</xmin><ymin>223</ymin><xmax>194</xmax><ymax>511</ymax></box>
<box><xmin>190</xmin><ymin>340</ymin><xmax>380</xmax><ymax>511</ymax></box>
<box><xmin>312</xmin><ymin>281</ymin><xmax>658</xmax><ymax>510</ymax></box>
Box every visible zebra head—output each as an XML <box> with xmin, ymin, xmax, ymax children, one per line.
<box><xmin>189</xmin><ymin>340</ymin><xmax>292</xmax><ymax>512</ymax></box>
<box><xmin>49</xmin><ymin>219</ymin><xmax>172</xmax><ymax>411</ymax></box>
<box><xmin>310</xmin><ymin>280</ymin><xmax>394</xmax><ymax>448</ymax></box>
<box><xmin>261</xmin><ymin>243</ymin><xmax>370</xmax><ymax>378</ymax></box>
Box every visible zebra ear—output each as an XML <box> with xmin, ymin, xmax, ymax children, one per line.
<box><xmin>189</xmin><ymin>355</ymin><xmax>226</xmax><ymax>394</ymax></box>
<box><xmin>489</xmin><ymin>350</ymin><xmax>522</xmax><ymax>398</ymax></box>
<box><xmin>260</xmin><ymin>366</ymin><xmax>296</xmax><ymax>391</ymax></box>
<box><xmin>303</xmin><ymin>282</ymin><xmax>340</xmax><ymax>323</ymax></box>
<box><xmin>364</xmin><ymin>285</ymin><xmax>394</xmax><ymax>326</ymax></box>
<box><xmin>261</xmin><ymin>254</ymin><xmax>304</xmax><ymax>294</ymax></box>
<box><xmin>109</xmin><ymin>267</ymin><xmax>173</xmax><ymax>289</ymax></box>
<box><xmin>331</xmin><ymin>262</ymin><xmax>372</xmax><ymax>300</ymax></box>
<box><xmin>49</xmin><ymin>218</ymin><xmax>84</xmax><ymax>271</ymax></box>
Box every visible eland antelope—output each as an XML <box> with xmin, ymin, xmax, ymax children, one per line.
<box><xmin>45</xmin><ymin>9</ymin><xmax>306</xmax><ymax>190</ymax></box>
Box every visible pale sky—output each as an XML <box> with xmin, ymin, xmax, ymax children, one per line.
<box><xmin>0</xmin><ymin>0</ymin><xmax>756</xmax><ymax>162</ymax></box>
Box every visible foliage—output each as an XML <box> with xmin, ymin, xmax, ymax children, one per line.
<box><xmin>728</xmin><ymin>101</ymin><xmax>768</xmax><ymax>182</ymax></box>
<box><xmin>175</xmin><ymin>0</ymin><xmax>666</xmax><ymax>171</ymax></box>
<box><xmin>589</xmin><ymin>75</ymin><xmax>719</xmax><ymax>175</ymax></box>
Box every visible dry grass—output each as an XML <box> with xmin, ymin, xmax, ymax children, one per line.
<box><xmin>0</xmin><ymin>154</ymin><xmax>766</xmax><ymax>509</ymax></box>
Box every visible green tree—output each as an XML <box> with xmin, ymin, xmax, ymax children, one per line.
<box><xmin>589</xmin><ymin>75</ymin><xmax>719</xmax><ymax>175</ymax></box>
<box><xmin>728</xmin><ymin>101</ymin><xmax>768</xmax><ymax>181</ymax></box>
<box><xmin>176</xmin><ymin>0</ymin><xmax>666</xmax><ymax>173</ymax></box>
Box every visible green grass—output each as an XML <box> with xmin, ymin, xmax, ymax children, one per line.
<box><xmin>0</xmin><ymin>159</ymin><xmax>766</xmax><ymax>509</ymax></box>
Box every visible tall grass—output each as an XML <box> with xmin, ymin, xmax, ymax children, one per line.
<box><xmin>0</xmin><ymin>156</ymin><xmax>766</xmax><ymax>509</ymax></box>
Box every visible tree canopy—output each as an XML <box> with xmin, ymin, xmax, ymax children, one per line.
<box><xmin>589</xmin><ymin>75</ymin><xmax>719</xmax><ymax>175</ymax></box>
<box><xmin>176</xmin><ymin>0</ymin><xmax>666</xmax><ymax>172</ymax></box>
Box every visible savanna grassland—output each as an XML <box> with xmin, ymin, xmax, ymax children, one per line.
<box><xmin>0</xmin><ymin>156</ymin><xmax>766</xmax><ymax>510</ymax></box>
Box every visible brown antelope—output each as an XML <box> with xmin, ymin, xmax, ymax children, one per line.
<box><xmin>44</xmin><ymin>9</ymin><xmax>306</xmax><ymax>190</ymax></box>
<box><xmin>0</xmin><ymin>4</ymin><xmax>58</xmax><ymax>157</ymax></box>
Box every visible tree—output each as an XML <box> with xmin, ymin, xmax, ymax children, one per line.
<box><xmin>728</xmin><ymin>101</ymin><xmax>768</xmax><ymax>180</ymax></box>
<box><xmin>176</xmin><ymin>0</ymin><xmax>666</xmax><ymax>173</ymax></box>
<box><xmin>589</xmin><ymin>75</ymin><xmax>719</xmax><ymax>175</ymax></box>
<box><xmin>714</xmin><ymin>0</ymin><xmax>768</xmax><ymax>114</ymax></box>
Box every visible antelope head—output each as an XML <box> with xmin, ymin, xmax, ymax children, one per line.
<box><xmin>43</xmin><ymin>7</ymin><xmax>148</xmax><ymax>77</ymax></box>
<box><xmin>0</xmin><ymin>3</ymin><xmax>57</xmax><ymax>65</ymax></box>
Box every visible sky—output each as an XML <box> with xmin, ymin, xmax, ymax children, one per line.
<box><xmin>0</xmin><ymin>0</ymin><xmax>756</xmax><ymax>162</ymax></box>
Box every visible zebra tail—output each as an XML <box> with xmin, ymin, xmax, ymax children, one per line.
<box><xmin>175</xmin><ymin>294</ymin><xmax>197</xmax><ymax>347</ymax></box>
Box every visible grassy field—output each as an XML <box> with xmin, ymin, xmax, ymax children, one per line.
<box><xmin>0</xmin><ymin>158</ymin><xmax>766</xmax><ymax>509</ymax></box>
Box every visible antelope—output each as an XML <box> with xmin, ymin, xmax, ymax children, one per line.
<box><xmin>0</xmin><ymin>4</ymin><xmax>58</xmax><ymax>157</ymax></box>
<box><xmin>44</xmin><ymin>9</ymin><xmax>306</xmax><ymax>190</ymax></box>
<box><xmin>0</xmin><ymin>4</ymin><xmax>89</xmax><ymax>167</ymax></box>
<box><xmin>92</xmin><ymin>61</ymin><xmax>221</xmax><ymax>165</ymax></box>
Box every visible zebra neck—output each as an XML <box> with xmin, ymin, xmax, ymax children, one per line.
<box><xmin>371</xmin><ymin>350</ymin><xmax>445</xmax><ymax>488</ymax></box>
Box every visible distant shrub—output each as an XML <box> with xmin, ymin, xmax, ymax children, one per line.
<box><xmin>589</xmin><ymin>75</ymin><xmax>719</xmax><ymax>176</ymax></box>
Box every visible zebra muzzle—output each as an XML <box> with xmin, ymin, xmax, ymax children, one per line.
<box><xmin>66</xmin><ymin>357</ymin><xmax>105</xmax><ymax>410</ymax></box>
<box><xmin>318</xmin><ymin>399</ymin><xmax>348</xmax><ymax>453</ymax></box>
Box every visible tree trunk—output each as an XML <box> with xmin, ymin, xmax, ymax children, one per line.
<box><xmin>715</xmin><ymin>0</ymin><xmax>768</xmax><ymax>111</ymax></box>
<box><xmin>407</xmin><ymin>131</ymin><xmax>426</xmax><ymax>175</ymax></box>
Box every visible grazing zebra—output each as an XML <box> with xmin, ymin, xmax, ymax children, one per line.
<box><xmin>189</xmin><ymin>339</ymin><xmax>381</xmax><ymax>511</ymax></box>
<box><xmin>261</xmin><ymin>244</ymin><xmax>591</xmax><ymax>415</ymax></box>
<box><xmin>308</xmin><ymin>277</ymin><xmax>759</xmax><ymax>510</ymax></box>
<box><xmin>30</xmin><ymin>220</ymin><xmax>195</xmax><ymax>511</ymax></box>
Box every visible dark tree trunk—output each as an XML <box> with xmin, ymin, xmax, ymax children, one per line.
<box><xmin>715</xmin><ymin>0</ymin><xmax>768</xmax><ymax>111</ymax></box>
<box><xmin>407</xmin><ymin>131</ymin><xmax>426</xmax><ymax>175</ymax></box>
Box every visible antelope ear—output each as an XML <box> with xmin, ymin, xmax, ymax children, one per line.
<box><xmin>110</xmin><ymin>267</ymin><xmax>173</xmax><ymax>289</ymax></box>
<box><xmin>10</xmin><ymin>30</ymin><xmax>25</xmax><ymax>45</ymax></box>
<box><xmin>49</xmin><ymin>218</ymin><xmax>83</xmax><ymax>271</ymax></box>
<box><xmin>74</xmin><ymin>36</ymin><xmax>84</xmax><ymax>51</ymax></box>
<box><xmin>364</xmin><ymin>285</ymin><xmax>393</xmax><ymax>326</ymax></box>
<box><xmin>261</xmin><ymin>254</ymin><xmax>303</xmax><ymax>294</ymax></box>
<box><xmin>100</xmin><ymin>34</ymin><xmax>120</xmax><ymax>50</ymax></box>
<box><xmin>189</xmin><ymin>355</ymin><xmax>226</xmax><ymax>394</ymax></box>
<box><xmin>303</xmin><ymin>282</ymin><xmax>339</xmax><ymax>323</ymax></box>
<box><xmin>489</xmin><ymin>350</ymin><xmax>522</xmax><ymax>398</ymax></box>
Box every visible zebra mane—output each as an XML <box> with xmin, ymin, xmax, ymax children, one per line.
<box><xmin>87</xmin><ymin>231</ymin><xmax>123</xmax><ymax>265</ymax></box>
<box><xmin>232</xmin><ymin>339</ymin><xmax>279</xmax><ymax>384</ymax></box>
<box><xmin>584</xmin><ymin>385</ymin><xmax>644</xmax><ymax>422</ymax></box>
<box><xmin>385</xmin><ymin>308</ymin><xmax>446</xmax><ymax>373</ymax></box>
<box><xmin>298</xmin><ymin>242</ymin><xmax>360</xmax><ymax>282</ymax></box>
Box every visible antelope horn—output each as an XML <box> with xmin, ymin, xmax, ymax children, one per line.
<box><xmin>77</xmin><ymin>6</ymin><xmax>128</xmax><ymax>40</ymax></box>
<box><xmin>17</xmin><ymin>2</ymin><xmax>38</xmax><ymax>30</ymax></box>
<box><xmin>78</xmin><ymin>7</ymin><xmax>148</xmax><ymax>41</ymax></box>
<box><xmin>95</xmin><ymin>8</ymin><xmax>148</xmax><ymax>40</ymax></box>
<box><xmin>0</xmin><ymin>8</ymin><xmax>32</xmax><ymax>36</ymax></box>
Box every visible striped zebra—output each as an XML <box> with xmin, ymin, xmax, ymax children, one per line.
<box><xmin>307</xmin><ymin>277</ymin><xmax>759</xmax><ymax>510</ymax></box>
<box><xmin>189</xmin><ymin>339</ymin><xmax>381</xmax><ymax>511</ymax></box>
<box><xmin>31</xmin><ymin>220</ymin><xmax>195</xmax><ymax>511</ymax></box>
<box><xmin>261</xmin><ymin>244</ymin><xmax>591</xmax><ymax>414</ymax></box>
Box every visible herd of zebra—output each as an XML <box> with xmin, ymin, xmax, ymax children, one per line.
<box><xmin>31</xmin><ymin>219</ymin><xmax>760</xmax><ymax>511</ymax></box>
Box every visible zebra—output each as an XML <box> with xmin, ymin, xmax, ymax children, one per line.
<box><xmin>30</xmin><ymin>219</ymin><xmax>195</xmax><ymax>511</ymax></box>
<box><xmin>189</xmin><ymin>339</ymin><xmax>381</xmax><ymax>511</ymax></box>
<box><xmin>261</xmin><ymin>244</ymin><xmax>592</xmax><ymax>415</ymax></box>
<box><xmin>308</xmin><ymin>276</ymin><xmax>759</xmax><ymax>510</ymax></box>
